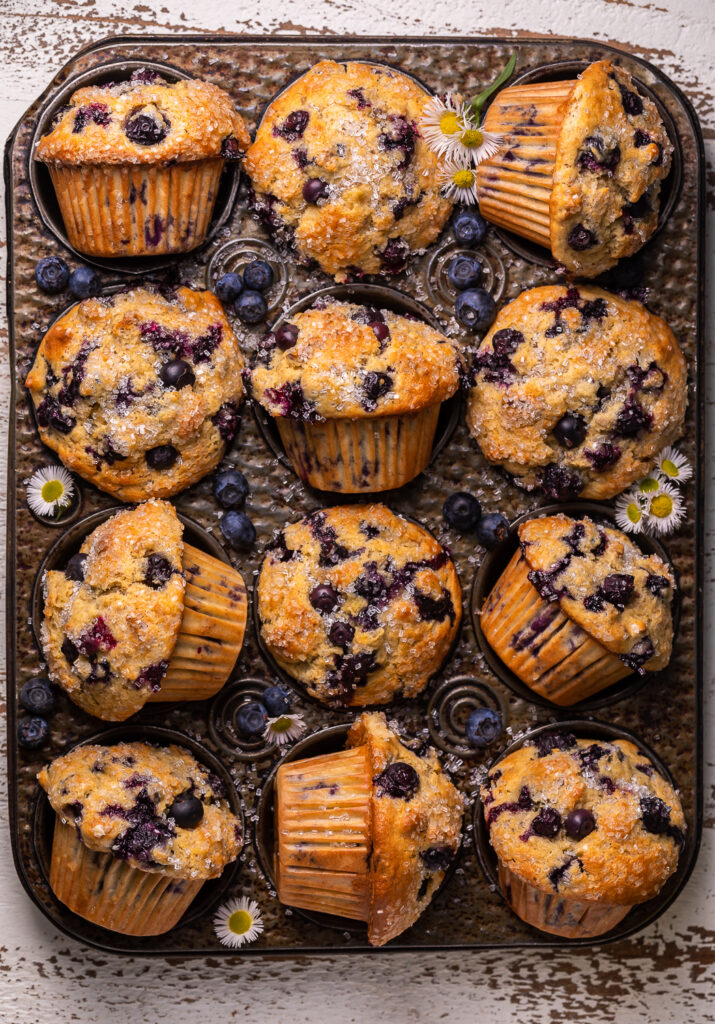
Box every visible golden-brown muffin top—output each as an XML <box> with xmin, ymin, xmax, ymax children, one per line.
<box><xmin>36</xmin><ymin>70</ymin><xmax>250</xmax><ymax>165</ymax></box>
<box><xmin>248</xmin><ymin>300</ymin><xmax>462</xmax><ymax>420</ymax></box>
<box><xmin>466</xmin><ymin>284</ymin><xmax>687</xmax><ymax>501</ymax></box>
<box><xmin>481</xmin><ymin>732</ymin><xmax>684</xmax><ymax>904</ymax></box>
<box><xmin>347</xmin><ymin>712</ymin><xmax>464</xmax><ymax>947</ymax></box>
<box><xmin>518</xmin><ymin>514</ymin><xmax>674</xmax><ymax>673</ymax></box>
<box><xmin>39</xmin><ymin>741</ymin><xmax>242</xmax><ymax>879</ymax></box>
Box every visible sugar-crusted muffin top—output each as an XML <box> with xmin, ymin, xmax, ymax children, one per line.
<box><xmin>466</xmin><ymin>284</ymin><xmax>687</xmax><ymax>501</ymax></box>
<box><xmin>25</xmin><ymin>285</ymin><xmax>244</xmax><ymax>502</ymax></box>
<box><xmin>247</xmin><ymin>300</ymin><xmax>462</xmax><ymax>421</ymax></box>
<box><xmin>38</xmin><ymin>741</ymin><xmax>242</xmax><ymax>879</ymax></box>
<box><xmin>347</xmin><ymin>712</ymin><xmax>464</xmax><ymax>947</ymax></box>
<box><xmin>551</xmin><ymin>61</ymin><xmax>673</xmax><ymax>276</ymax></box>
<box><xmin>257</xmin><ymin>504</ymin><xmax>462</xmax><ymax>707</ymax></box>
<box><xmin>481</xmin><ymin>731</ymin><xmax>684</xmax><ymax>904</ymax></box>
<box><xmin>41</xmin><ymin>500</ymin><xmax>185</xmax><ymax>720</ymax></box>
<box><xmin>244</xmin><ymin>60</ymin><xmax>452</xmax><ymax>281</ymax></box>
<box><xmin>36</xmin><ymin>69</ymin><xmax>250</xmax><ymax>166</ymax></box>
<box><xmin>517</xmin><ymin>514</ymin><xmax>674</xmax><ymax>673</ymax></box>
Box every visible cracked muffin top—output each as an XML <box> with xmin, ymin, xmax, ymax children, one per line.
<box><xmin>39</xmin><ymin>741</ymin><xmax>242</xmax><ymax>879</ymax></box>
<box><xmin>481</xmin><ymin>731</ymin><xmax>685</xmax><ymax>904</ymax></box>
<box><xmin>247</xmin><ymin>300</ymin><xmax>462</xmax><ymax>421</ymax></box>
<box><xmin>244</xmin><ymin>60</ymin><xmax>452</xmax><ymax>281</ymax></box>
<box><xmin>257</xmin><ymin>504</ymin><xmax>462</xmax><ymax>707</ymax></box>
<box><xmin>36</xmin><ymin>68</ymin><xmax>250</xmax><ymax>165</ymax></box>
<box><xmin>518</xmin><ymin>514</ymin><xmax>674</xmax><ymax>674</ymax></box>
<box><xmin>41</xmin><ymin>500</ymin><xmax>186</xmax><ymax>721</ymax></box>
<box><xmin>25</xmin><ymin>285</ymin><xmax>244</xmax><ymax>502</ymax></box>
<box><xmin>466</xmin><ymin>284</ymin><xmax>687</xmax><ymax>501</ymax></box>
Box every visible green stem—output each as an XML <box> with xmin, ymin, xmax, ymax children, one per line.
<box><xmin>469</xmin><ymin>53</ymin><xmax>517</xmax><ymax>121</ymax></box>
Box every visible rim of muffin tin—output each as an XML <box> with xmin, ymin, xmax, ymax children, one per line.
<box><xmin>254</xmin><ymin>722</ymin><xmax>463</xmax><ymax>937</ymax></box>
<box><xmin>469</xmin><ymin>500</ymin><xmax>680</xmax><ymax>713</ymax></box>
<box><xmin>28</xmin><ymin>58</ymin><xmax>242</xmax><ymax>275</ymax></box>
<box><xmin>250</xmin><ymin>282</ymin><xmax>462</xmax><ymax>482</ymax></box>
<box><xmin>31</xmin><ymin>723</ymin><xmax>244</xmax><ymax>939</ymax></box>
<box><xmin>484</xmin><ymin>59</ymin><xmax>683</xmax><ymax>270</ymax></box>
<box><xmin>472</xmin><ymin>718</ymin><xmax>687</xmax><ymax>944</ymax></box>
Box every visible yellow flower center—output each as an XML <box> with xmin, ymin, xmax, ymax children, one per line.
<box><xmin>661</xmin><ymin>459</ymin><xmax>678</xmax><ymax>478</ymax></box>
<box><xmin>453</xmin><ymin>169</ymin><xmax>475</xmax><ymax>188</ymax></box>
<box><xmin>639</xmin><ymin>477</ymin><xmax>660</xmax><ymax>493</ymax></box>
<box><xmin>41</xmin><ymin>480</ymin><xmax>65</xmax><ymax>503</ymax></box>
<box><xmin>439</xmin><ymin>112</ymin><xmax>460</xmax><ymax>136</ymax></box>
<box><xmin>461</xmin><ymin>128</ymin><xmax>484</xmax><ymax>148</ymax></box>
<box><xmin>271</xmin><ymin>716</ymin><xmax>291</xmax><ymax>733</ymax></box>
<box><xmin>227</xmin><ymin>910</ymin><xmax>253</xmax><ymax>935</ymax></box>
<box><xmin>650</xmin><ymin>495</ymin><xmax>673</xmax><ymax>519</ymax></box>
<box><xmin>626</xmin><ymin>502</ymin><xmax>642</xmax><ymax>525</ymax></box>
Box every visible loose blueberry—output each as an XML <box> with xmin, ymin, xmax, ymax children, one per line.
<box><xmin>35</xmin><ymin>256</ymin><xmax>70</xmax><ymax>294</ymax></box>
<box><xmin>213</xmin><ymin>469</ymin><xmax>249</xmax><ymax>509</ymax></box>
<box><xmin>235</xmin><ymin>700</ymin><xmax>267</xmax><ymax>738</ymax></box>
<box><xmin>465</xmin><ymin>707</ymin><xmax>502</xmax><ymax>748</ymax></box>
<box><xmin>168</xmin><ymin>793</ymin><xmax>204</xmax><ymax>829</ymax></box>
<box><xmin>565</xmin><ymin>808</ymin><xmax>596</xmax><ymax>840</ymax></box>
<box><xmin>145</xmin><ymin>444</ymin><xmax>178</xmax><ymax>470</ymax></box>
<box><xmin>65</xmin><ymin>553</ymin><xmax>87</xmax><ymax>582</ymax></box>
<box><xmin>447</xmin><ymin>255</ymin><xmax>482</xmax><ymax>291</ymax></box>
<box><xmin>553</xmin><ymin>412</ymin><xmax>587</xmax><ymax>449</ymax></box>
<box><xmin>374</xmin><ymin>761</ymin><xmax>420</xmax><ymax>800</ymax></box>
<box><xmin>531</xmin><ymin>807</ymin><xmax>563</xmax><ymax>838</ymax></box>
<box><xmin>262</xmin><ymin>685</ymin><xmax>292</xmax><ymax>717</ymax></box>
<box><xmin>443</xmin><ymin>492</ymin><xmax>482</xmax><ymax>532</ymax></box>
<box><xmin>275</xmin><ymin>323</ymin><xmax>299</xmax><ymax>350</ymax></box>
<box><xmin>454</xmin><ymin>288</ymin><xmax>496</xmax><ymax>334</ymax></box>
<box><xmin>452</xmin><ymin>207</ymin><xmax>487</xmax><ymax>247</ymax></box>
<box><xmin>220</xmin><ymin>511</ymin><xmax>256</xmax><ymax>550</ymax></box>
<box><xmin>17</xmin><ymin>715</ymin><xmax>49</xmax><ymax>750</ymax></box>
<box><xmin>310</xmin><ymin>583</ymin><xmax>339</xmax><ymax>613</ymax></box>
<box><xmin>329</xmin><ymin>621</ymin><xmax>355</xmax><ymax>648</ymax></box>
<box><xmin>20</xmin><ymin>677</ymin><xmax>56</xmax><ymax>716</ymax></box>
<box><xmin>476</xmin><ymin>512</ymin><xmax>509</xmax><ymax>549</ymax></box>
<box><xmin>160</xmin><ymin>358</ymin><xmax>195</xmax><ymax>390</ymax></box>
<box><xmin>303</xmin><ymin>177</ymin><xmax>330</xmax><ymax>204</ymax></box>
<box><xmin>215</xmin><ymin>272</ymin><xmax>244</xmax><ymax>304</ymax></box>
<box><xmin>235</xmin><ymin>289</ymin><xmax>268</xmax><ymax>324</ymax></box>
<box><xmin>243</xmin><ymin>260</ymin><xmax>274</xmax><ymax>293</ymax></box>
<box><xmin>68</xmin><ymin>265</ymin><xmax>100</xmax><ymax>300</ymax></box>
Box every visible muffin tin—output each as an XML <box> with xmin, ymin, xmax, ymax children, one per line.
<box><xmin>4</xmin><ymin>35</ymin><xmax>704</xmax><ymax>955</ymax></box>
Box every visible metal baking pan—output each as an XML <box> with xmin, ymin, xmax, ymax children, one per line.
<box><xmin>4</xmin><ymin>34</ymin><xmax>704</xmax><ymax>955</ymax></box>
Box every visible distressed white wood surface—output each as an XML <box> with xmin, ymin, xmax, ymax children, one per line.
<box><xmin>1</xmin><ymin>2</ymin><xmax>713</xmax><ymax>1021</ymax></box>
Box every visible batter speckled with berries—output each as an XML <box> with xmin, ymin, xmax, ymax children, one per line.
<box><xmin>244</xmin><ymin>60</ymin><xmax>452</xmax><ymax>281</ymax></box>
<box><xmin>518</xmin><ymin>514</ymin><xmax>674</xmax><ymax>674</ymax></box>
<box><xmin>247</xmin><ymin>300</ymin><xmax>462</xmax><ymax>421</ymax></box>
<box><xmin>25</xmin><ymin>286</ymin><xmax>244</xmax><ymax>502</ymax></box>
<box><xmin>38</xmin><ymin>742</ymin><xmax>242</xmax><ymax>879</ymax></box>
<box><xmin>466</xmin><ymin>285</ymin><xmax>687</xmax><ymax>500</ymax></box>
<box><xmin>257</xmin><ymin>504</ymin><xmax>462</xmax><ymax>707</ymax></box>
<box><xmin>480</xmin><ymin>732</ymin><xmax>684</xmax><ymax>904</ymax></box>
<box><xmin>41</xmin><ymin>501</ymin><xmax>186</xmax><ymax>721</ymax></box>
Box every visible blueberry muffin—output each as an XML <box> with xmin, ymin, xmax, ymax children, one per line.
<box><xmin>35</xmin><ymin>67</ymin><xmax>250</xmax><ymax>257</ymax></box>
<box><xmin>25</xmin><ymin>285</ymin><xmax>244</xmax><ymax>502</ymax></box>
<box><xmin>41</xmin><ymin>501</ymin><xmax>247</xmax><ymax>719</ymax></box>
<box><xmin>257</xmin><ymin>504</ymin><xmax>462</xmax><ymax>707</ymax></box>
<box><xmin>39</xmin><ymin>741</ymin><xmax>242</xmax><ymax>935</ymax></box>
<box><xmin>244</xmin><ymin>60</ymin><xmax>452</xmax><ymax>281</ymax></box>
<box><xmin>480</xmin><ymin>730</ymin><xmax>685</xmax><ymax>937</ymax></box>
<box><xmin>479</xmin><ymin>513</ymin><xmax>675</xmax><ymax>705</ymax></box>
<box><xmin>275</xmin><ymin>711</ymin><xmax>464</xmax><ymax>946</ymax></box>
<box><xmin>466</xmin><ymin>285</ymin><xmax>687</xmax><ymax>500</ymax></box>
<box><xmin>475</xmin><ymin>60</ymin><xmax>672</xmax><ymax>276</ymax></box>
<box><xmin>247</xmin><ymin>299</ymin><xmax>462</xmax><ymax>491</ymax></box>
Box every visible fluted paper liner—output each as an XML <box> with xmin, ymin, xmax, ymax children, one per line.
<box><xmin>275</xmin><ymin>745</ymin><xmax>372</xmax><ymax>921</ymax></box>
<box><xmin>49</xmin><ymin>818</ymin><xmax>204</xmax><ymax>936</ymax></box>
<box><xmin>276</xmin><ymin>404</ymin><xmax>441</xmax><ymax>493</ymax></box>
<box><xmin>45</xmin><ymin>158</ymin><xmax>224</xmax><ymax>257</ymax></box>
<box><xmin>480</xmin><ymin>548</ymin><xmax>628</xmax><ymax>705</ymax></box>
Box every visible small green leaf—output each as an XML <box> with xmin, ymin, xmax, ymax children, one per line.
<box><xmin>470</xmin><ymin>53</ymin><xmax>517</xmax><ymax>120</ymax></box>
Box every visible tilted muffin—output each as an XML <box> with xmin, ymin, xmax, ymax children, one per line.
<box><xmin>257</xmin><ymin>504</ymin><xmax>462</xmax><ymax>707</ymax></box>
<box><xmin>247</xmin><ymin>299</ymin><xmax>462</xmax><ymax>491</ymax></box>
<box><xmin>480</xmin><ymin>730</ymin><xmax>685</xmax><ymax>937</ymax></box>
<box><xmin>41</xmin><ymin>501</ymin><xmax>247</xmax><ymax>719</ymax></box>
<box><xmin>25</xmin><ymin>285</ymin><xmax>244</xmax><ymax>502</ymax></box>
<box><xmin>36</xmin><ymin>67</ymin><xmax>250</xmax><ymax>257</ymax></box>
<box><xmin>466</xmin><ymin>285</ymin><xmax>687</xmax><ymax>500</ymax></box>
<box><xmin>275</xmin><ymin>712</ymin><xmax>464</xmax><ymax>946</ymax></box>
<box><xmin>244</xmin><ymin>60</ymin><xmax>452</xmax><ymax>281</ymax></box>
<box><xmin>476</xmin><ymin>60</ymin><xmax>672</xmax><ymax>276</ymax></box>
<box><xmin>39</xmin><ymin>741</ymin><xmax>242</xmax><ymax>935</ymax></box>
<box><xmin>479</xmin><ymin>514</ymin><xmax>675</xmax><ymax>705</ymax></box>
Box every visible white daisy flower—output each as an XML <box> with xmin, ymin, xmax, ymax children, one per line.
<box><xmin>458</xmin><ymin>123</ymin><xmax>504</xmax><ymax>166</ymax></box>
<box><xmin>264</xmin><ymin>713</ymin><xmax>306</xmax><ymax>747</ymax></box>
<box><xmin>213</xmin><ymin>896</ymin><xmax>264</xmax><ymax>948</ymax></box>
<box><xmin>614</xmin><ymin>489</ymin><xmax>645</xmax><ymax>534</ymax></box>
<box><xmin>645</xmin><ymin>482</ymin><xmax>686</xmax><ymax>536</ymax></box>
<box><xmin>26</xmin><ymin>465</ymin><xmax>75</xmax><ymax>518</ymax></box>
<box><xmin>635</xmin><ymin>475</ymin><xmax>662</xmax><ymax>498</ymax></box>
<box><xmin>419</xmin><ymin>94</ymin><xmax>469</xmax><ymax>161</ymax></box>
<box><xmin>656</xmin><ymin>446</ymin><xmax>692</xmax><ymax>485</ymax></box>
<box><xmin>437</xmin><ymin>160</ymin><xmax>479</xmax><ymax>204</ymax></box>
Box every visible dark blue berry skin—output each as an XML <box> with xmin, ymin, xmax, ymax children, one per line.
<box><xmin>145</xmin><ymin>444</ymin><xmax>178</xmax><ymax>470</ymax></box>
<box><xmin>465</xmin><ymin>707</ymin><xmax>502</xmax><ymax>748</ymax></box>
<box><xmin>215</xmin><ymin>272</ymin><xmax>244</xmax><ymax>303</ymax></box>
<box><xmin>168</xmin><ymin>793</ymin><xmax>204</xmax><ymax>829</ymax></box>
<box><xmin>235</xmin><ymin>289</ymin><xmax>268</xmax><ymax>324</ymax></box>
<box><xmin>20</xmin><ymin>677</ymin><xmax>56</xmax><ymax>715</ymax></box>
<box><xmin>160</xmin><ymin>358</ymin><xmax>195</xmax><ymax>390</ymax></box>
<box><xmin>68</xmin><ymin>265</ymin><xmax>100</xmax><ymax>300</ymax></box>
<box><xmin>263</xmin><ymin>684</ymin><xmax>292</xmax><ymax>716</ymax></box>
<box><xmin>447</xmin><ymin>255</ymin><xmax>482</xmax><ymax>291</ymax></box>
<box><xmin>452</xmin><ymin>207</ymin><xmax>487</xmax><ymax>247</ymax></box>
<box><xmin>213</xmin><ymin>469</ymin><xmax>249</xmax><ymax>509</ymax></box>
<box><xmin>17</xmin><ymin>716</ymin><xmax>50</xmax><ymax>750</ymax></box>
<box><xmin>35</xmin><ymin>256</ymin><xmax>70</xmax><ymax>294</ymax></box>
<box><xmin>454</xmin><ymin>288</ymin><xmax>496</xmax><ymax>334</ymax></box>
<box><xmin>476</xmin><ymin>512</ymin><xmax>509</xmax><ymax>549</ymax></box>
<box><xmin>243</xmin><ymin>260</ymin><xmax>274</xmax><ymax>293</ymax></box>
<box><xmin>443</xmin><ymin>491</ymin><xmax>482</xmax><ymax>532</ymax></box>
<box><xmin>236</xmin><ymin>701</ymin><xmax>267</xmax><ymax>738</ymax></box>
<box><xmin>220</xmin><ymin>510</ymin><xmax>256</xmax><ymax>550</ymax></box>
<box><xmin>565</xmin><ymin>808</ymin><xmax>596</xmax><ymax>840</ymax></box>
